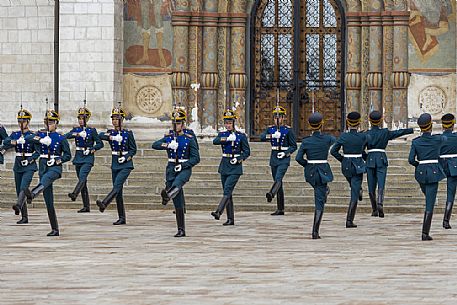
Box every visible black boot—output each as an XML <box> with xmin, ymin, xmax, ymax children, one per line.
<box><xmin>359</xmin><ymin>189</ymin><xmax>363</xmax><ymax>201</ymax></box>
<box><xmin>46</xmin><ymin>206</ymin><xmax>59</xmax><ymax>236</ymax></box>
<box><xmin>271</xmin><ymin>187</ymin><xmax>285</xmax><ymax>215</ymax></box>
<box><xmin>13</xmin><ymin>190</ymin><xmax>27</xmax><ymax>215</ymax></box>
<box><xmin>443</xmin><ymin>201</ymin><xmax>453</xmax><ymax>229</ymax></box>
<box><xmin>377</xmin><ymin>188</ymin><xmax>385</xmax><ymax>218</ymax></box>
<box><xmin>174</xmin><ymin>207</ymin><xmax>186</xmax><ymax>237</ymax></box>
<box><xmin>113</xmin><ymin>195</ymin><xmax>126</xmax><ymax>225</ymax></box>
<box><xmin>161</xmin><ymin>186</ymin><xmax>181</xmax><ymax>206</ymax></box>
<box><xmin>68</xmin><ymin>180</ymin><xmax>85</xmax><ymax>202</ymax></box>
<box><xmin>312</xmin><ymin>210</ymin><xmax>323</xmax><ymax>239</ymax></box>
<box><xmin>266</xmin><ymin>181</ymin><xmax>282</xmax><ymax>203</ymax></box>
<box><xmin>173</xmin><ymin>190</ymin><xmax>187</xmax><ymax>214</ymax></box>
<box><xmin>96</xmin><ymin>189</ymin><xmax>118</xmax><ymax>213</ymax></box>
<box><xmin>17</xmin><ymin>202</ymin><xmax>28</xmax><ymax>224</ymax></box>
<box><xmin>24</xmin><ymin>184</ymin><xmax>45</xmax><ymax>205</ymax></box>
<box><xmin>78</xmin><ymin>184</ymin><xmax>90</xmax><ymax>213</ymax></box>
<box><xmin>211</xmin><ymin>196</ymin><xmax>230</xmax><ymax>220</ymax></box>
<box><xmin>346</xmin><ymin>201</ymin><xmax>358</xmax><ymax>228</ymax></box>
<box><xmin>223</xmin><ymin>196</ymin><xmax>235</xmax><ymax>226</ymax></box>
<box><xmin>422</xmin><ymin>211</ymin><xmax>433</xmax><ymax>240</ymax></box>
<box><xmin>369</xmin><ymin>192</ymin><xmax>378</xmax><ymax>216</ymax></box>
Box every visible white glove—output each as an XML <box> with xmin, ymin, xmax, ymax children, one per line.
<box><xmin>230</xmin><ymin>158</ymin><xmax>238</xmax><ymax>165</ymax></box>
<box><xmin>112</xmin><ymin>134</ymin><xmax>123</xmax><ymax>143</ymax></box>
<box><xmin>17</xmin><ymin>136</ymin><xmax>26</xmax><ymax>145</ymax></box>
<box><xmin>83</xmin><ymin>149</ymin><xmax>91</xmax><ymax>156</ymax></box>
<box><xmin>40</xmin><ymin>136</ymin><xmax>52</xmax><ymax>146</ymax></box>
<box><xmin>272</xmin><ymin>131</ymin><xmax>281</xmax><ymax>139</ymax></box>
<box><xmin>277</xmin><ymin>152</ymin><xmax>286</xmax><ymax>159</ymax></box>
<box><xmin>46</xmin><ymin>158</ymin><xmax>55</xmax><ymax>167</ymax></box>
<box><xmin>174</xmin><ymin>164</ymin><xmax>182</xmax><ymax>172</ymax></box>
<box><xmin>168</xmin><ymin>140</ymin><xmax>179</xmax><ymax>150</ymax></box>
<box><xmin>21</xmin><ymin>159</ymin><xmax>29</xmax><ymax>167</ymax></box>
<box><xmin>79</xmin><ymin>130</ymin><xmax>87</xmax><ymax>139</ymax></box>
<box><xmin>118</xmin><ymin>156</ymin><xmax>126</xmax><ymax>164</ymax></box>
<box><xmin>227</xmin><ymin>133</ymin><xmax>237</xmax><ymax>142</ymax></box>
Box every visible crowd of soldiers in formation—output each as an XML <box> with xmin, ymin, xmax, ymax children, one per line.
<box><xmin>0</xmin><ymin>104</ymin><xmax>456</xmax><ymax>241</ymax></box>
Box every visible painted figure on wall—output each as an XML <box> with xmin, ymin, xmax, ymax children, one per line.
<box><xmin>124</xmin><ymin>0</ymin><xmax>174</xmax><ymax>68</ymax></box>
<box><xmin>409</xmin><ymin>0</ymin><xmax>454</xmax><ymax>61</ymax></box>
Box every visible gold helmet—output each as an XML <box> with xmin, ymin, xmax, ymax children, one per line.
<box><xmin>441</xmin><ymin>113</ymin><xmax>455</xmax><ymax>129</ymax></box>
<box><xmin>78</xmin><ymin>107</ymin><xmax>91</xmax><ymax>119</ymax></box>
<box><xmin>346</xmin><ymin>111</ymin><xmax>361</xmax><ymax>128</ymax></box>
<box><xmin>111</xmin><ymin>107</ymin><xmax>126</xmax><ymax>118</ymax></box>
<box><xmin>44</xmin><ymin>109</ymin><xmax>60</xmax><ymax>123</ymax></box>
<box><xmin>17</xmin><ymin>109</ymin><xmax>32</xmax><ymax>120</ymax></box>
<box><xmin>272</xmin><ymin>106</ymin><xmax>286</xmax><ymax>116</ymax></box>
<box><xmin>223</xmin><ymin>109</ymin><xmax>237</xmax><ymax>120</ymax></box>
<box><xmin>172</xmin><ymin>108</ymin><xmax>187</xmax><ymax>122</ymax></box>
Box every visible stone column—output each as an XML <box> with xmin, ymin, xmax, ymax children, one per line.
<box><xmin>171</xmin><ymin>1</ymin><xmax>191</xmax><ymax>110</ymax></box>
<box><xmin>229</xmin><ymin>0</ymin><xmax>247</xmax><ymax>129</ymax></box>
<box><xmin>346</xmin><ymin>13</ymin><xmax>362</xmax><ymax>113</ymax></box>
<box><xmin>217</xmin><ymin>0</ymin><xmax>230</xmax><ymax>129</ymax></box>
<box><xmin>382</xmin><ymin>11</ymin><xmax>394</xmax><ymax>128</ymax></box>
<box><xmin>200</xmin><ymin>0</ymin><xmax>219</xmax><ymax>130</ymax></box>
<box><xmin>366</xmin><ymin>13</ymin><xmax>383</xmax><ymax>111</ymax></box>
<box><xmin>391</xmin><ymin>11</ymin><xmax>410</xmax><ymax>128</ymax></box>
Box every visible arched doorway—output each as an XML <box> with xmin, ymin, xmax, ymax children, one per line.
<box><xmin>250</xmin><ymin>0</ymin><xmax>346</xmax><ymax>138</ymax></box>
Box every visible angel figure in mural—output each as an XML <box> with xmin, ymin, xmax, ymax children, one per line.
<box><xmin>125</xmin><ymin>0</ymin><xmax>175</xmax><ymax>67</ymax></box>
<box><xmin>409</xmin><ymin>0</ymin><xmax>454</xmax><ymax>58</ymax></box>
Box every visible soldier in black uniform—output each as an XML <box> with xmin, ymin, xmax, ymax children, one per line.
<box><xmin>296</xmin><ymin>112</ymin><xmax>335</xmax><ymax>239</ymax></box>
<box><xmin>439</xmin><ymin>113</ymin><xmax>457</xmax><ymax>229</ymax></box>
<box><xmin>260</xmin><ymin>106</ymin><xmax>297</xmax><ymax>215</ymax></box>
<box><xmin>330</xmin><ymin>112</ymin><xmax>367</xmax><ymax>228</ymax></box>
<box><xmin>408</xmin><ymin>113</ymin><xmax>445</xmax><ymax>240</ymax></box>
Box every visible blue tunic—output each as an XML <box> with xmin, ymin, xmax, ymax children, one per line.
<box><xmin>64</xmin><ymin>126</ymin><xmax>104</xmax><ymax>165</ymax></box>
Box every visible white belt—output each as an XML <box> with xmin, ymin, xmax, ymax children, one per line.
<box><xmin>271</xmin><ymin>146</ymin><xmax>289</xmax><ymax>151</ymax></box>
<box><xmin>112</xmin><ymin>151</ymin><xmax>128</xmax><ymax>156</ymax></box>
<box><xmin>367</xmin><ymin>149</ymin><xmax>386</xmax><ymax>153</ymax></box>
<box><xmin>75</xmin><ymin>147</ymin><xmax>87</xmax><ymax>151</ymax></box>
<box><xmin>16</xmin><ymin>153</ymin><xmax>33</xmax><ymax>157</ymax></box>
<box><xmin>168</xmin><ymin>158</ymin><xmax>188</xmax><ymax>163</ymax></box>
<box><xmin>440</xmin><ymin>154</ymin><xmax>457</xmax><ymax>159</ymax></box>
<box><xmin>40</xmin><ymin>154</ymin><xmax>59</xmax><ymax>159</ymax></box>
<box><xmin>307</xmin><ymin>160</ymin><xmax>328</xmax><ymax>164</ymax></box>
<box><xmin>222</xmin><ymin>153</ymin><xmax>240</xmax><ymax>158</ymax></box>
<box><xmin>419</xmin><ymin>160</ymin><xmax>438</xmax><ymax>164</ymax></box>
<box><xmin>344</xmin><ymin>154</ymin><xmax>362</xmax><ymax>158</ymax></box>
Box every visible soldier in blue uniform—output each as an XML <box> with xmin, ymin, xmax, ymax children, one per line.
<box><xmin>211</xmin><ymin>109</ymin><xmax>251</xmax><ymax>225</ymax></box>
<box><xmin>97</xmin><ymin>107</ymin><xmax>137</xmax><ymax>225</ymax></box>
<box><xmin>439</xmin><ymin>113</ymin><xmax>457</xmax><ymax>229</ymax></box>
<box><xmin>64</xmin><ymin>107</ymin><xmax>104</xmax><ymax>213</ymax></box>
<box><xmin>3</xmin><ymin>108</ymin><xmax>39</xmax><ymax>224</ymax></box>
<box><xmin>152</xmin><ymin>108</ymin><xmax>200</xmax><ymax>237</ymax></box>
<box><xmin>22</xmin><ymin>109</ymin><xmax>71</xmax><ymax>236</ymax></box>
<box><xmin>0</xmin><ymin>124</ymin><xmax>7</xmax><ymax>164</ymax></box>
<box><xmin>260</xmin><ymin>106</ymin><xmax>297</xmax><ymax>215</ymax></box>
<box><xmin>167</xmin><ymin>109</ymin><xmax>198</xmax><ymax>214</ymax></box>
<box><xmin>366</xmin><ymin>111</ymin><xmax>413</xmax><ymax>217</ymax></box>
<box><xmin>408</xmin><ymin>113</ymin><xmax>446</xmax><ymax>240</ymax></box>
<box><xmin>330</xmin><ymin>111</ymin><xmax>367</xmax><ymax>228</ymax></box>
<box><xmin>296</xmin><ymin>112</ymin><xmax>335</xmax><ymax>239</ymax></box>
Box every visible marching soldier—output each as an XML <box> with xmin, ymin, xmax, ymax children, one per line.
<box><xmin>260</xmin><ymin>106</ymin><xmax>297</xmax><ymax>215</ymax></box>
<box><xmin>211</xmin><ymin>109</ymin><xmax>250</xmax><ymax>225</ymax></box>
<box><xmin>330</xmin><ymin>111</ymin><xmax>367</xmax><ymax>228</ymax></box>
<box><xmin>152</xmin><ymin>108</ymin><xmax>200</xmax><ymax>237</ymax></box>
<box><xmin>64</xmin><ymin>107</ymin><xmax>104</xmax><ymax>213</ymax></box>
<box><xmin>0</xmin><ymin>124</ymin><xmax>7</xmax><ymax>164</ymax></box>
<box><xmin>23</xmin><ymin>109</ymin><xmax>71</xmax><ymax>236</ymax></box>
<box><xmin>408</xmin><ymin>113</ymin><xmax>445</xmax><ymax>240</ymax></box>
<box><xmin>3</xmin><ymin>108</ymin><xmax>39</xmax><ymax>224</ymax></box>
<box><xmin>439</xmin><ymin>113</ymin><xmax>457</xmax><ymax>229</ymax></box>
<box><xmin>295</xmin><ymin>112</ymin><xmax>335</xmax><ymax>239</ymax></box>
<box><xmin>366</xmin><ymin>111</ymin><xmax>413</xmax><ymax>217</ymax></box>
<box><xmin>167</xmin><ymin>110</ymin><xmax>199</xmax><ymax>214</ymax></box>
<box><xmin>97</xmin><ymin>107</ymin><xmax>137</xmax><ymax>225</ymax></box>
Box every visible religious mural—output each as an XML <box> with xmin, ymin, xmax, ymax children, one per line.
<box><xmin>409</xmin><ymin>0</ymin><xmax>456</xmax><ymax>70</ymax></box>
<box><xmin>123</xmin><ymin>0</ymin><xmax>175</xmax><ymax>72</ymax></box>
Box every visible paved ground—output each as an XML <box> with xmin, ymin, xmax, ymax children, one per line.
<box><xmin>1</xmin><ymin>208</ymin><xmax>457</xmax><ymax>304</ymax></box>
